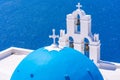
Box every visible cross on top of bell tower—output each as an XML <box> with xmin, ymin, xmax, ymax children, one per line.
<box><xmin>76</xmin><ymin>3</ymin><xmax>82</xmax><ymax>9</ymax></box>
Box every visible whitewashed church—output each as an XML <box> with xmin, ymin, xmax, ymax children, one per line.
<box><xmin>50</xmin><ymin>3</ymin><xmax>100</xmax><ymax>64</ymax></box>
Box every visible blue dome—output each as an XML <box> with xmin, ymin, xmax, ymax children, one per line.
<box><xmin>11</xmin><ymin>47</ymin><xmax>103</xmax><ymax>80</ymax></box>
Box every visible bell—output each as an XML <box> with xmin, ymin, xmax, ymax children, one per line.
<box><xmin>85</xmin><ymin>43</ymin><xmax>89</xmax><ymax>51</ymax></box>
<box><xmin>69</xmin><ymin>42</ymin><xmax>74</xmax><ymax>48</ymax></box>
<box><xmin>76</xmin><ymin>19</ymin><xmax>80</xmax><ymax>25</ymax></box>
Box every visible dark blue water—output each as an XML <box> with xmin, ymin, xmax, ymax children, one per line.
<box><xmin>0</xmin><ymin>0</ymin><xmax>120</xmax><ymax>62</ymax></box>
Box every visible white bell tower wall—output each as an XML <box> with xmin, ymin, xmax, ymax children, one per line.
<box><xmin>81</xmin><ymin>15</ymin><xmax>91</xmax><ymax>36</ymax></box>
<box><xmin>58</xmin><ymin>3</ymin><xmax>101</xmax><ymax>64</ymax></box>
<box><xmin>89</xmin><ymin>42</ymin><xmax>101</xmax><ymax>64</ymax></box>
<box><xmin>66</xmin><ymin>14</ymin><xmax>75</xmax><ymax>35</ymax></box>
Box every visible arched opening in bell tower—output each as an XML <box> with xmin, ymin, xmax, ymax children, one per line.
<box><xmin>84</xmin><ymin>38</ymin><xmax>89</xmax><ymax>57</ymax></box>
<box><xmin>75</xmin><ymin>14</ymin><xmax>81</xmax><ymax>33</ymax></box>
<box><xmin>69</xmin><ymin>37</ymin><xmax>74</xmax><ymax>48</ymax></box>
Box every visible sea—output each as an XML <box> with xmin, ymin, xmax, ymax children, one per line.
<box><xmin>0</xmin><ymin>0</ymin><xmax>120</xmax><ymax>63</ymax></box>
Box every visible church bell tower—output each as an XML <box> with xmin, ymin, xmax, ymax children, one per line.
<box><xmin>66</xmin><ymin>3</ymin><xmax>91</xmax><ymax>36</ymax></box>
<box><xmin>58</xmin><ymin>3</ymin><xmax>101</xmax><ymax>64</ymax></box>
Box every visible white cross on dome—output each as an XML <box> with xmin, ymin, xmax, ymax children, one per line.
<box><xmin>49</xmin><ymin>29</ymin><xmax>59</xmax><ymax>45</ymax></box>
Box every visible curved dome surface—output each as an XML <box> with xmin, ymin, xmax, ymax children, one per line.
<box><xmin>11</xmin><ymin>47</ymin><xmax>103</xmax><ymax>80</ymax></box>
